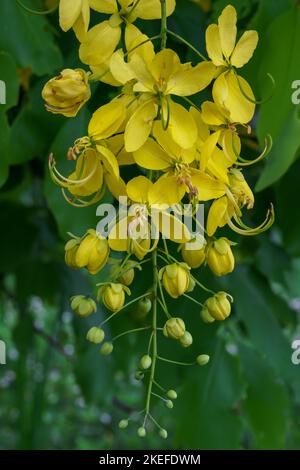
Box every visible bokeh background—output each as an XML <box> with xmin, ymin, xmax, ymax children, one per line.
<box><xmin>1</xmin><ymin>0</ymin><xmax>300</xmax><ymax>450</ymax></box>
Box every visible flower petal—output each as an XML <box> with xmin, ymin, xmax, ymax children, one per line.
<box><xmin>96</xmin><ymin>145</ymin><xmax>119</xmax><ymax>179</ymax></box>
<box><xmin>89</xmin><ymin>100</ymin><xmax>126</xmax><ymax>140</ymax></box>
<box><xmin>136</xmin><ymin>0</ymin><xmax>176</xmax><ymax>19</ymax></box>
<box><xmin>125</xmin><ymin>24</ymin><xmax>155</xmax><ymax>63</ymax></box>
<box><xmin>148</xmin><ymin>49</ymin><xmax>181</xmax><ymax>84</ymax></box>
<box><xmin>191</xmin><ymin>170</ymin><xmax>226</xmax><ymax>201</ymax></box>
<box><xmin>109</xmin><ymin>217</ymin><xmax>129</xmax><ymax>252</ymax></box>
<box><xmin>88</xmin><ymin>0</ymin><xmax>118</xmax><ymax>13</ymax></box>
<box><xmin>201</xmin><ymin>100</ymin><xmax>227</xmax><ymax>126</ymax></box>
<box><xmin>189</xmin><ymin>107</ymin><xmax>210</xmax><ymax>144</ymax></box>
<box><xmin>207</xmin><ymin>196</ymin><xmax>228</xmax><ymax>236</ymax></box>
<box><xmin>200</xmin><ymin>131</ymin><xmax>221</xmax><ymax>171</ymax></box>
<box><xmin>148</xmin><ymin>175</ymin><xmax>186</xmax><ymax>206</ymax></box>
<box><xmin>79</xmin><ymin>20</ymin><xmax>121</xmax><ymax>66</ymax></box>
<box><xmin>205</xmin><ymin>24</ymin><xmax>225</xmax><ymax>66</ymax></box>
<box><xmin>168</xmin><ymin>101</ymin><xmax>198</xmax><ymax>149</ymax></box>
<box><xmin>152</xmin><ymin>120</ymin><xmax>182</xmax><ymax>159</ymax></box>
<box><xmin>167</xmin><ymin>61</ymin><xmax>217</xmax><ymax>96</ymax></box>
<box><xmin>107</xmin><ymin>135</ymin><xmax>135</xmax><ymax>165</ymax></box>
<box><xmin>105</xmin><ymin>173</ymin><xmax>127</xmax><ymax>199</ymax></box>
<box><xmin>59</xmin><ymin>0</ymin><xmax>82</xmax><ymax>31</ymax></box>
<box><xmin>125</xmin><ymin>100</ymin><xmax>157</xmax><ymax>152</ymax></box>
<box><xmin>218</xmin><ymin>5</ymin><xmax>237</xmax><ymax>59</ymax></box>
<box><xmin>127</xmin><ymin>176</ymin><xmax>153</xmax><ymax>203</ymax></box>
<box><xmin>231</xmin><ymin>30</ymin><xmax>259</xmax><ymax>68</ymax></box>
<box><xmin>133</xmin><ymin>138</ymin><xmax>171</xmax><ymax>170</ymax></box>
<box><xmin>152</xmin><ymin>210</ymin><xmax>191</xmax><ymax>244</ymax></box>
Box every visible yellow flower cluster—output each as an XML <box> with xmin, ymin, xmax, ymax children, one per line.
<box><xmin>43</xmin><ymin>2</ymin><xmax>274</xmax><ymax>438</ymax></box>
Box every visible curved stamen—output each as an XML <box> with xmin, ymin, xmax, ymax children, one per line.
<box><xmin>234</xmin><ymin>71</ymin><xmax>276</xmax><ymax>105</ymax></box>
<box><xmin>237</xmin><ymin>134</ymin><xmax>273</xmax><ymax>167</ymax></box>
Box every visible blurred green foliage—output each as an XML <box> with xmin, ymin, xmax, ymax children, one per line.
<box><xmin>0</xmin><ymin>0</ymin><xmax>300</xmax><ymax>450</ymax></box>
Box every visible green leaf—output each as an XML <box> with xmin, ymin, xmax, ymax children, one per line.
<box><xmin>0</xmin><ymin>0</ymin><xmax>62</xmax><ymax>75</ymax></box>
<box><xmin>175</xmin><ymin>338</ymin><xmax>245</xmax><ymax>449</ymax></box>
<box><xmin>256</xmin><ymin>107</ymin><xmax>300</xmax><ymax>191</ymax></box>
<box><xmin>238</xmin><ymin>341</ymin><xmax>290</xmax><ymax>449</ymax></box>
<box><xmin>256</xmin><ymin>7</ymin><xmax>300</xmax><ymax>147</ymax></box>
<box><xmin>10</xmin><ymin>81</ymin><xmax>64</xmax><ymax>164</ymax></box>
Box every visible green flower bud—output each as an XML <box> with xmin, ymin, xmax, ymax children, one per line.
<box><xmin>70</xmin><ymin>295</ymin><xmax>96</xmax><ymax>317</ymax></box>
<box><xmin>207</xmin><ymin>238</ymin><xmax>235</xmax><ymax>277</ymax></box>
<box><xmin>159</xmin><ymin>429</ymin><xmax>168</xmax><ymax>439</ymax></box>
<box><xmin>165</xmin><ymin>400</ymin><xmax>174</xmax><ymax>409</ymax></box>
<box><xmin>137</xmin><ymin>297</ymin><xmax>152</xmax><ymax>316</ymax></box>
<box><xmin>166</xmin><ymin>390</ymin><xmax>177</xmax><ymax>400</ymax></box>
<box><xmin>196</xmin><ymin>354</ymin><xmax>210</xmax><ymax>366</ymax></box>
<box><xmin>100</xmin><ymin>342</ymin><xmax>114</xmax><ymax>356</ymax></box>
<box><xmin>86</xmin><ymin>327</ymin><xmax>105</xmax><ymax>344</ymax></box>
<box><xmin>139</xmin><ymin>355</ymin><xmax>152</xmax><ymax>370</ymax></box>
<box><xmin>163</xmin><ymin>317</ymin><xmax>186</xmax><ymax>340</ymax></box>
<box><xmin>159</xmin><ymin>263</ymin><xmax>190</xmax><ymax>298</ymax></box>
<box><xmin>205</xmin><ymin>292</ymin><xmax>232</xmax><ymax>321</ymax></box>
<box><xmin>137</xmin><ymin>427</ymin><xmax>146</xmax><ymax>437</ymax></box>
<box><xmin>118</xmin><ymin>419</ymin><xmax>128</xmax><ymax>429</ymax></box>
<box><xmin>179</xmin><ymin>331</ymin><xmax>193</xmax><ymax>348</ymax></box>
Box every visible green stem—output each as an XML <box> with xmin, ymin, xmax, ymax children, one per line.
<box><xmin>16</xmin><ymin>0</ymin><xmax>58</xmax><ymax>15</ymax></box>
<box><xmin>157</xmin><ymin>356</ymin><xmax>196</xmax><ymax>366</ymax></box>
<box><xmin>100</xmin><ymin>293</ymin><xmax>149</xmax><ymax>326</ymax></box>
<box><xmin>112</xmin><ymin>326</ymin><xmax>151</xmax><ymax>343</ymax></box>
<box><xmin>144</xmin><ymin>250</ymin><xmax>158</xmax><ymax>425</ymax></box>
<box><xmin>167</xmin><ymin>29</ymin><xmax>207</xmax><ymax>61</ymax></box>
<box><xmin>183</xmin><ymin>293</ymin><xmax>204</xmax><ymax>308</ymax></box>
<box><xmin>160</xmin><ymin>0</ymin><xmax>167</xmax><ymax>49</ymax></box>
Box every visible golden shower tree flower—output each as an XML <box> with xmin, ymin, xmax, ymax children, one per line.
<box><xmin>42</xmin><ymin>68</ymin><xmax>91</xmax><ymax>117</ymax></box>
<box><xmin>205</xmin><ymin>4</ymin><xmax>259</xmax><ymax>124</ymax></box>
<box><xmin>110</xmin><ymin>47</ymin><xmax>217</xmax><ymax>151</ymax></box>
<box><xmin>78</xmin><ymin>0</ymin><xmax>176</xmax><ymax>67</ymax></box>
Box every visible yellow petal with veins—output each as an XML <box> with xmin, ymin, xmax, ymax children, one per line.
<box><xmin>201</xmin><ymin>100</ymin><xmax>227</xmax><ymax>126</ymax></box>
<box><xmin>125</xmin><ymin>24</ymin><xmax>155</xmax><ymax>63</ymax></box>
<box><xmin>125</xmin><ymin>100</ymin><xmax>157</xmax><ymax>152</ymax></box>
<box><xmin>200</xmin><ymin>131</ymin><xmax>221</xmax><ymax>171</ymax></box>
<box><xmin>168</xmin><ymin>101</ymin><xmax>198</xmax><ymax>149</ymax></box>
<box><xmin>127</xmin><ymin>176</ymin><xmax>152</xmax><ymax>203</ymax></box>
<box><xmin>205</xmin><ymin>24</ymin><xmax>225</xmax><ymax>66</ymax></box>
<box><xmin>79</xmin><ymin>20</ymin><xmax>121</xmax><ymax>66</ymax></box>
<box><xmin>231</xmin><ymin>30</ymin><xmax>259</xmax><ymax>68</ymax></box>
<box><xmin>218</xmin><ymin>5</ymin><xmax>237</xmax><ymax>60</ymax></box>
<box><xmin>207</xmin><ymin>196</ymin><xmax>228</xmax><ymax>236</ymax></box>
<box><xmin>89</xmin><ymin>100</ymin><xmax>126</xmax><ymax>140</ymax></box>
<box><xmin>148</xmin><ymin>175</ymin><xmax>186</xmax><ymax>206</ymax></box>
<box><xmin>133</xmin><ymin>138</ymin><xmax>171</xmax><ymax>170</ymax></box>
<box><xmin>105</xmin><ymin>173</ymin><xmax>127</xmax><ymax>199</ymax></box>
<box><xmin>167</xmin><ymin>61</ymin><xmax>217</xmax><ymax>96</ymax></box>
<box><xmin>89</xmin><ymin>0</ymin><xmax>118</xmax><ymax>13</ymax></box>
<box><xmin>96</xmin><ymin>145</ymin><xmax>119</xmax><ymax>180</ymax></box>
<box><xmin>152</xmin><ymin>210</ymin><xmax>191</xmax><ymax>244</ymax></box>
<box><xmin>191</xmin><ymin>170</ymin><xmax>226</xmax><ymax>201</ymax></box>
<box><xmin>136</xmin><ymin>0</ymin><xmax>176</xmax><ymax>20</ymax></box>
<box><xmin>59</xmin><ymin>0</ymin><xmax>82</xmax><ymax>32</ymax></box>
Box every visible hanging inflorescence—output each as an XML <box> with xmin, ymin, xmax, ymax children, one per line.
<box><xmin>41</xmin><ymin>1</ymin><xmax>274</xmax><ymax>438</ymax></box>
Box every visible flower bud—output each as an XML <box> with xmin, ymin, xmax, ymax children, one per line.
<box><xmin>179</xmin><ymin>331</ymin><xmax>193</xmax><ymax>348</ymax></box>
<box><xmin>160</xmin><ymin>263</ymin><xmax>190</xmax><ymax>298</ymax></box>
<box><xmin>86</xmin><ymin>327</ymin><xmax>105</xmax><ymax>344</ymax></box>
<box><xmin>137</xmin><ymin>427</ymin><xmax>146</xmax><ymax>437</ymax></box>
<box><xmin>117</xmin><ymin>261</ymin><xmax>136</xmax><ymax>286</ymax></box>
<box><xmin>129</xmin><ymin>237</ymin><xmax>151</xmax><ymax>261</ymax></box>
<box><xmin>65</xmin><ymin>239</ymin><xmax>80</xmax><ymax>269</ymax></box>
<box><xmin>139</xmin><ymin>355</ymin><xmax>152</xmax><ymax>370</ymax></box>
<box><xmin>200</xmin><ymin>306</ymin><xmax>216</xmax><ymax>324</ymax></box>
<box><xmin>196</xmin><ymin>354</ymin><xmax>210</xmax><ymax>366</ymax></box>
<box><xmin>181</xmin><ymin>237</ymin><xmax>207</xmax><ymax>269</ymax></box>
<box><xmin>229</xmin><ymin>169</ymin><xmax>254</xmax><ymax>209</ymax></box>
<box><xmin>163</xmin><ymin>318</ymin><xmax>186</xmax><ymax>340</ymax></box>
<box><xmin>100</xmin><ymin>342</ymin><xmax>114</xmax><ymax>356</ymax></box>
<box><xmin>70</xmin><ymin>295</ymin><xmax>96</xmax><ymax>317</ymax></box>
<box><xmin>206</xmin><ymin>238</ymin><xmax>235</xmax><ymax>276</ymax></box>
<box><xmin>187</xmin><ymin>276</ymin><xmax>196</xmax><ymax>293</ymax></box>
<box><xmin>135</xmin><ymin>297</ymin><xmax>152</xmax><ymax>318</ymax></box>
<box><xmin>205</xmin><ymin>292</ymin><xmax>232</xmax><ymax>321</ymax></box>
<box><xmin>165</xmin><ymin>400</ymin><xmax>174</xmax><ymax>409</ymax></box>
<box><xmin>159</xmin><ymin>429</ymin><xmax>168</xmax><ymax>439</ymax></box>
<box><xmin>75</xmin><ymin>229</ymin><xmax>109</xmax><ymax>275</ymax></box>
<box><xmin>118</xmin><ymin>419</ymin><xmax>128</xmax><ymax>429</ymax></box>
<box><xmin>166</xmin><ymin>390</ymin><xmax>177</xmax><ymax>400</ymax></box>
<box><xmin>98</xmin><ymin>283</ymin><xmax>130</xmax><ymax>312</ymax></box>
<box><xmin>42</xmin><ymin>68</ymin><xmax>90</xmax><ymax>117</ymax></box>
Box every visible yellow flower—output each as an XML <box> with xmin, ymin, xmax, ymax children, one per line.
<box><xmin>205</xmin><ymin>5</ymin><xmax>259</xmax><ymax>124</ymax></box>
<box><xmin>65</xmin><ymin>238</ymin><xmax>80</xmax><ymax>268</ymax></box>
<box><xmin>86</xmin><ymin>327</ymin><xmax>105</xmax><ymax>344</ymax></box>
<box><xmin>79</xmin><ymin>0</ymin><xmax>176</xmax><ymax>67</ymax></box>
<box><xmin>133</xmin><ymin>120</ymin><xmax>226</xmax><ymax>204</ymax></box>
<box><xmin>108</xmin><ymin>175</ymin><xmax>191</xmax><ymax>257</ymax></box>
<box><xmin>49</xmin><ymin>100</ymin><xmax>128</xmax><ymax>204</ymax></box>
<box><xmin>110</xmin><ymin>47</ymin><xmax>217</xmax><ymax>151</ymax></box>
<box><xmin>98</xmin><ymin>282</ymin><xmax>130</xmax><ymax>312</ymax></box>
<box><xmin>42</xmin><ymin>69</ymin><xmax>91</xmax><ymax>117</ymax></box>
<box><xmin>206</xmin><ymin>238</ymin><xmax>235</xmax><ymax>277</ymax></box>
<box><xmin>159</xmin><ymin>263</ymin><xmax>190</xmax><ymax>298</ymax></box>
<box><xmin>75</xmin><ymin>229</ymin><xmax>110</xmax><ymax>274</ymax></box>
